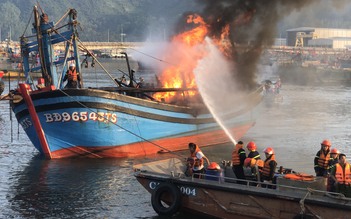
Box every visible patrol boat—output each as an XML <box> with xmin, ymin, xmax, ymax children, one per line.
<box><xmin>134</xmin><ymin>158</ymin><xmax>351</xmax><ymax>218</ymax></box>
<box><xmin>2</xmin><ymin>6</ymin><xmax>263</xmax><ymax>159</ymax></box>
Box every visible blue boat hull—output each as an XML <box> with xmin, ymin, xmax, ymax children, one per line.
<box><xmin>12</xmin><ymin>88</ymin><xmax>261</xmax><ymax>158</ymax></box>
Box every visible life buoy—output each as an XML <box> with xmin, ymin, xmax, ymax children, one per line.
<box><xmin>151</xmin><ymin>182</ymin><xmax>181</xmax><ymax>216</ymax></box>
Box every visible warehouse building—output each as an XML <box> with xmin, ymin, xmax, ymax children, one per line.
<box><xmin>286</xmin><ymin>27</ymin><xmax>351</xmax><ymax>49</ymax></box>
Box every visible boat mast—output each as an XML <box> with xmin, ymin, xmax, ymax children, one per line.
<box><xmin>69</xmin><ymin>9</ymin><xmax>82</xmax><ymax>86</ymax></box>
<box><xmin>33</xmin><ymin>6</ymin><xmax>58</xmax><ymax>86</ymax></box>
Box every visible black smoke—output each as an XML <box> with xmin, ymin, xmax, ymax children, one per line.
<box><xmin>175</xmin><ymin>0</ymin><xmax>321</xmax><ymax>89</ymax></box>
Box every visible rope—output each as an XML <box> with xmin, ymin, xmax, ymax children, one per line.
<box><xmin>128</xmin><ymin>47</ymin><xmax>177</xmax><ymax>66</ymax></box>
<box><xmin>299</xmin><ymin>190</ymin><xmax>310</xmax><ymax>216</ymax></box>
<box><xmin>76</xmin><ymin>38</ymin><xmax>120</xmax><ymax>87</ymax></box>
<box><xmin>21</xmin><ymin>11</ymin><xmax>33</xmax><ymax>37</ymax></box>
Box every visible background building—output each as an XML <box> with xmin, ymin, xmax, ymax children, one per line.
<box><xmin>286</xmin><ymin>27</ymin><xmax>351</xmax><ymax>49</ymax></box>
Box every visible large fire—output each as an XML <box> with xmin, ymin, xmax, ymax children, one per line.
<box><xmin>153</xmin><ymin>14</ymin><xmax>232</xmax><ymax>103</ymax></box>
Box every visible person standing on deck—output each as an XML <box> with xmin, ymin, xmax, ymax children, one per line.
<box><xmin>246</xmin><ymin>141</ymin><xmax>262</xmax><ymax>182</ymax></box>
<box><xmin>63</xmin><ymin>63</ymin><xmax>81</xmax><ymax>88</ymax></box>
<box><xmin>247</xmin><ymin>141</ymin><xmax>261</xmax><ymax>161</ymax></box>
<box><xmin>329</xmin><ymin>148</ymin><xmax>340</xmax><ymax>172</ymax></box>
<box><xmin>327</xmin><ymin>148</ymin><xmax>340</xmax><ymax>192</ymax></box>
<box><xmin>232</xmin><ymin>141</ymin><xmax>247</xmax><ymax>184</ymax></box>
<box><xmin>260</xmin><ymin>147</ymin><xmax>277</xmax><ymax>184</ymax></box>
<box><xmin>330</xmin><ymin>154</ymin><xmax>351</xmax><ymax>197</ymax></box>
<box><xmin>187</xmin><ymin>142</ymin><xmax>210</xmax><ymax>179</ymax></box>
<box><xmin>314</xmin><ymin>139</ymin><xmax>332</xmax><ymax>177</ymax></box>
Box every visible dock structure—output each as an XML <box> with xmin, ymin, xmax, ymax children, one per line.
<box><xmin>0</xmin><ymin>41</ymin><xmax>144</xmax><ymax>53</ymax></box>
<box><xmin>54</xmin><ymin>41</ymin><xmax>144</xmax><ymax>51</ymax></box>
<box><xmin>2</xmin><ymin>40</ymin><xmax>351</xmax><ymax>57</ymax></box>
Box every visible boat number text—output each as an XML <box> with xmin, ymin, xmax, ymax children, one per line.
<box><xmin>149</xmin><ymin>181</ymin><xmax>196</xmax><ymax>196</ymax></box>
<box><xmin>43</xmin><ymin>112</ymin><xmax>118</xmax><ymax>123</ymax></box>
<box><xmin>20</xmin><ymin>118</ymin><xmax>32</xmax><ymax>129</ymax></box>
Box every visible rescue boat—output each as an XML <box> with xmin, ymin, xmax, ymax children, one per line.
<box><xmin>134</xmin><ymin>158</ymin><xmax>351</xmax><ymax>218</ymax></box>
<box><xmin>1</xmin><ymin>6</ymin><xmax>263</xmax><ymax>159</ymax></box>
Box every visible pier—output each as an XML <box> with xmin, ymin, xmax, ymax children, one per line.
<box><xmin>1</xmin><ymin>41</ymin><xmax>144</xmax><ymax>53</ymax></box>
<box><xmin>2</xmin><ymin>40</ymin><xmax>351</xmax><ymax>55</ymax></box>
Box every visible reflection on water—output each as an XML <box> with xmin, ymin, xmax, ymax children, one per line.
<box><xmin>2</xmin><ymin>152</ymin><xmax>204</xmax><ymax>218</ymax></box>
<box><xmin>4</xmin><ymin>155</ymin><xmax>165</xmax><ymax>218</ymax></box>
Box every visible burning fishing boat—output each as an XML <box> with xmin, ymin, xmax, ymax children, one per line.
<box><xmin>134</xmin><ymin>158</ymin><xmax>351</xmax><ymax>218</ymax></box>
<box><xmin>2</xmin><ymin>6</ymin><xmax>262</xmax><ymax>159</ymax></box>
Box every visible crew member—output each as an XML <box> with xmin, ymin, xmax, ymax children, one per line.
<box><xmin>329</xmin><ymin>148</ymin><xmax>340</xmax><ymax>172</ymax></box>
<box><xmin>232</xmin><ymin>141</ymin><xmax>247</xmax><ymax>184</ymax></box>
<box><xmin>330</xmin><ymin>153</ymin><xmax>351</xmax><ymax>197</ymax></box>
<box><xmin>246</xmin><ymin>141</ymin><xmax>262</xmax><ymax>182</ymax></box>
<box><xmin>327</xmin><ymin>148</ymin><xmax>340</xmax><ymax>192</ymax></box>
<box><xmin>63</xmin><ymin>63</ymin><xmax>81</xmax><ymax>88</ymax></box>
<box><xmin>187</xmin><ymin>142</ymin><xmax>210</xmax><ymax>179</ymax></box>
<box><xmin>314</xmin><ymin>139</ymin><xmax>332</xmax><ymax>177</ymax></box>
<box><xmin>260</xmin><ymin>147</ymin><xmax>278</xmax><ymax>188</ymax></box>
<box><xmin>247</xmin><ymin>141</ymin><xmax>261</xmax><ymax>161</ymax></box>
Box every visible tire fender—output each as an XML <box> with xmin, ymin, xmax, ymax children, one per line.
<box><xmin>151</xmin><ymin>182</ymin><xmax>181</xmax><ymax>216</ymax></box>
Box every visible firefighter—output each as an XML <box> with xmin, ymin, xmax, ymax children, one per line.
<box><xmin>260</xmin><ymin>147</ymin><xmax>277</xmax><ymax>184</ymax></box>
<box><xmin>247</xmin><ymin>141</ymin><xmax>261</xmax><ymax>161</ymax></box>
<box><xmin>232</xmin><ymin>141</ymin><xmax>247</xmax><ymax>184</ymax></box>
<box><xmin>330</xmin><ymin>154</ymin><xmax>351</xmax><ymax>197</ymax></box>
<box><xmin>327</xmin><ymin>148</ymin><xmax>340</xmax><ymax>192</ymax></box>
<box><xmin>329</xmin><ymin>148</ymin><xmax>340</xmax><ymax>171</ymax></box>
<box><xmin>314</xmin><ymin>139</ymin><xmax>332</xmax><ymax>177</ymax></box>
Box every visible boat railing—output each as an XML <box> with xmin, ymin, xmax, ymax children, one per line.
<box><xmin>194</xmin><ymin>172</ymin><xmax>277</xmax><ymax>188</ymax></box>
<box><xmin>188</xmin><ymin>172</ymin><xmax>351</xmax><ymax>201</ymax></box>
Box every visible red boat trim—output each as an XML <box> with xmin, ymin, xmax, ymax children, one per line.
<box><xmin>19</xmin><ymin>83</ymin><xmax>52</xmax><ymax>159</ymax></box>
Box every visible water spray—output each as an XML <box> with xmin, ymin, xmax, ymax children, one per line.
<box><xmin>194</xmin><ymin>37</ymin><xmax>239</xmax><ymax>146</ymax></box>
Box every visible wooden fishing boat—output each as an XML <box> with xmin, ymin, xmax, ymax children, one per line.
<box><xmin>134</xmin><ymin>158</ymin><xmax>351</xmax><ymax>218</ymax></box>
<box><xmin>3</xmin><ymin>6</ymin><xmax>262</xmax><ymax>159</ymax></box>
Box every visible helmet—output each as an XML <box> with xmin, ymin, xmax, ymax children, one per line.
<box><xmin>69</xmin><ymin>63</ymin><xmax>76</xmax><ymax>68</ymax></box>
<box><xmin>207</xmin><ymin>162</ymin><xmax>220</xmax><ymax>170</ymax></box>
<box><xmin>330</xmin><ymin>148</ymin><xmax>340</xmax><ymax>154</ymax></box>
<box><xmin>321</xmin><ymin>139</ymin><xmax>331</xmax><ymax>147</ymax></box>
<box><xmin>244</xmin><ymin>158</ymin><xmax>252</xmax><ymax>167</ymax></box>
<box><xmin>247</xmin><ymin>141</ymin><xmax>256</xmax><ymax>151</ymax></box>
<box><xmin>264</xmin><ymin>147</ymin><xmax>274</xmax><ymax>155</ymax></box>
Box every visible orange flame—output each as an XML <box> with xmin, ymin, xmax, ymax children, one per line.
<box><xmin>153</xmin><ymin>14</ymin><xmax>233</xmax><ymax>103</ymax></box>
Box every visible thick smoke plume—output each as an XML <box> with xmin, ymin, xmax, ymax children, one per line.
<box><xmin>175</xmin><ymin>0</ymin><xmax>320</xmax><ymax>89</ymax></box>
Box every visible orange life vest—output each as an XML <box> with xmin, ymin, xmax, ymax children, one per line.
<box><xmin>190</xmin><ymin>146</ymin><xmax>204</xmax><ymax>169</ymax></box>
<box><xmin>318</xmin><ymin>150</ymin><xmax>331</xmax><ymax>169</ymax></box>
<box><xmin>335</xmin><ymin>163</ymin><xmax>351</xmax><ymax>185</ymax></box>
<box><xmin>67</xmin><ymin>69</ymin><xmax>78</xmax><ymax>81</ymax></box>
<box><xmin>261</xmin><ymin>155</ymin><xmax>276</xmax><ymax>178</ymax></box>
<box><xmin>232</xmin><ymin>144</ymin><xmax>245</xmax><ymax>166</ymax></box>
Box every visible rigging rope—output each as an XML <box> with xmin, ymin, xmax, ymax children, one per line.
<box><xmin>128</xmin><ymin>47</ymin><xmax>177</xmax><ymax>66</ymax></box>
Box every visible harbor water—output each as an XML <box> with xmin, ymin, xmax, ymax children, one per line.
<box><xmin>1</xmin><ymin>66</ymin><xmax>351</xmax><ymax>218</ymax></box>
